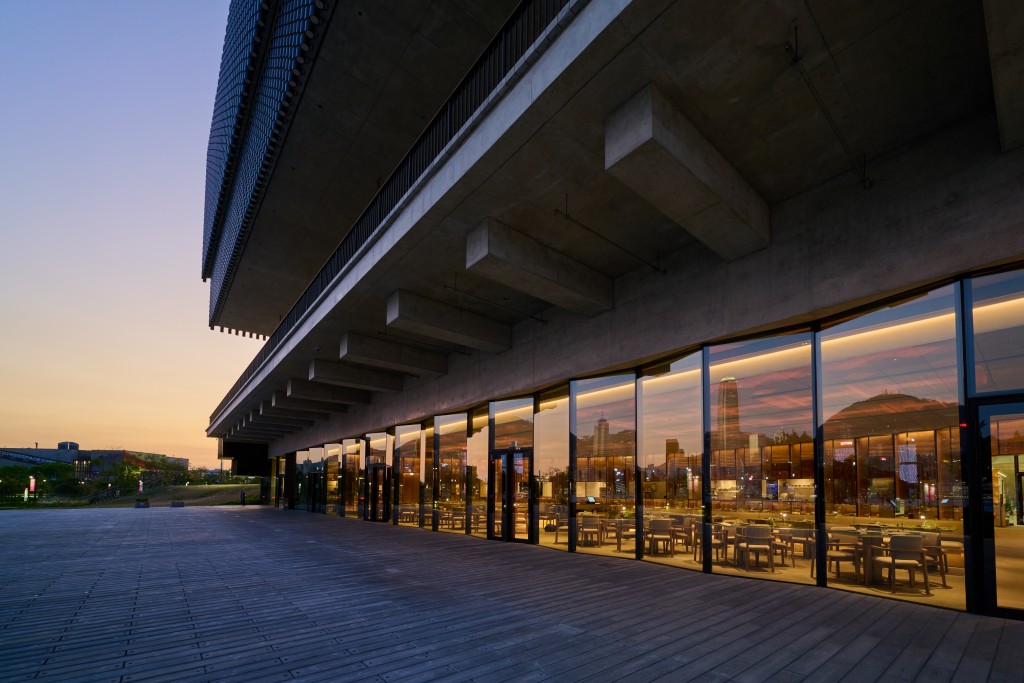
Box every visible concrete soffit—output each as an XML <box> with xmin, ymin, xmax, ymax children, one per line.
<box><xmin>983</xmin><ymin>0</ymin><xmax>1024</xmax><ymax>152</ymax></box>
<box><xmin>605</xmin><ymin>83</ymin><xmax>770</xmax><ymax>261</ymax></box>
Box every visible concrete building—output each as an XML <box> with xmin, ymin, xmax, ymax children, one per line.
<box><xmin>203</xmin><ymin>0</ymin><xmax>1024</xmax><ymax>619</ymax></box>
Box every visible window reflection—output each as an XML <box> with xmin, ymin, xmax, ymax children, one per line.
<box><xmin>536</xmin><ymin>386</ymin><xmax>569</xmax><ymax>550</ymax></box>
<box><xmin>573</xmin><ymin>374</ymin><xmax>636</xmax><ymax>555</ymax></box>
<box><xmin>972</xmin><ymin>270</ymin><xmax>1024</xmax><ymax>394</ymax></box>
<box><xmin>821</xmin><ymin>285</ymin><xmax>965</xmax><ymax>608</ymax></box>
<box><xmin>394</xmin><ymin>425</ymin><xmax>422</xmax><ymax>526</ymax></box>
<box><xmin>467</xmin><ymin>406</ymin><xmax>488</xmax><ymax>537</ymax></box>
<box><xmin>708</xmin><ymin>335</ymin><xmax>815</xmax><ymax>585</ymax></box>
<box><xmin>638</xmin><ymin>354</ymin><xmax>702</xmax><ymax>567</ymax></box>
<box><xmin>342</xmin><ymin>438</ymin><xmax>361</xmax><ymax>517</ymax></box>
<box><xmin>490</xmin><ymin>398</ymin><xmax>534</xmax><ymax>541</ymax></box>
<box><xmin>435</xmin><ymin>413</ymin><xmax>468</xmax><ymax>534</ymax></box>
<box><xmin>325</xmin><ymin>443</ymin><xmax>340</xmax><ymax>514</ymax></box>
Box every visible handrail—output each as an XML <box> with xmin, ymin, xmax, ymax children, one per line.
<box><xmin>211</xmin><ymin>0</ymin><xmax>576</xmax><ymax>422</ymax></box>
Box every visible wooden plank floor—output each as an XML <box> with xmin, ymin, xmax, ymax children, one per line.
<box><xmin>1</xmin><ymin>508</ymin><xmax>1022</xmax><ymax>682</ymax></box>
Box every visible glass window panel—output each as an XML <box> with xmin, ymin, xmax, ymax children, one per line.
<box><xmin>436</xmin><ymin>413</ymin><xmax>468</xmax><ymax>534</ymax></box>
<box><xmin>467</xmin><ymin>406</ymin><xmax>489</xmax><ymax>537</ymax></box>
<box><xmin>394</xmin><ymin>425</ymin><xmax>422</xmax><ymax>526</ymax></box>
<box><xmin>365</xmin><ymin>433</ymin><xmax>392</xmax><ymax>522</ymax></box>
<box><xmin>971</xmin><ymin>269</ymin><xmax>1024</xmax><ymax>394</ymax></box>
<box><xmin>820</xmin><ymin>285</ymin><xmax>964</xmax><ymax>608</ymax></box>
<box><xmin>991</xmin><ymin>414</ymin><xmax>1024</xmax><ymax>610</ymax></box>
<box><xmin>491</xmin><ymin>398</ymin><xmax>534</xmax><ymax>541</ymax></box>
<box><xmin>573</xmin><ymin>374</ymin><xmax>636</xmax><ymax>556</ymax></box>
<box><xmin>536</xmin><ymin>386</ymin><xmax>569</xmax><ymax>550</ymax></box>
<box><xmin>638</xmin><ymin>353</ymin><xmax>702</xmax><ymax>567</ymax></box>
<box><xmin>325</xmin><ymin>443</ymin><xmax>340</xmax><ymax>514</ymax></box>
<box><xmin>342</xmin><ymin>438</ymin><xmax>361</xmax><ymax>517</ymax></box>
<box><xmin>708</xmin><ymin>334</ymin><xmax>814</xmax><ymax>585</ymax></box>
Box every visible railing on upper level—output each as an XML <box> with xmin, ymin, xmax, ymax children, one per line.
<box><xmin>211</xmin><ymin>0</ymin><xmax>577</xmax><ymax>422</ymax></box>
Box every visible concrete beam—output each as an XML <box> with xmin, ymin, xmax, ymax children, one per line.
<box><xmin>248</xmin><ymin>411</ymin><xmax>314</xmax><ymax>428</ymax></box>
<box><xmin>260</xmin><ymin>401</ymin><xmax>329</xmax><ymax>422</ymax></box>
<box><xmin>386</xmin><ymin>290</ymin><xmax>511</xmax><ymax>353</ymax></box>
<box><xmin>272</xmin><ymin>391</ymin><xmax>348</xmax><ymax>414</ymax></box>
<box><xmin>233</xmin><ymin>425</ymin><xmax>288</xmax><ymax>437</ymax></box>
<box><xmin>466</xmin><ymin>218</ymin><xmax>612</xmax><ymax>316</ymax></box>
<box><xmin>287</xmin><ymin>378</ymin><xmax>371</xmax><ymax>405</ymax></box>
<box><xmin>984</xmin><ymin>0</ymin><xmax>1024</xmax><ymax>151</ymax></box>
<box><xmin>605</xmin><ymin>84</ymin><xmax>769</xmax><ymax>261</ymax></box>
<box><xmin>236</xmin><ymin>418</ymin><xmax>292</xmax><ymax>436</ymax></box>
<box><xmin>340</xmin><ymin>332</ymin><xmax>448</xmax><ymax>376</ymax></box>
<box><xmin>309</xmin><ymin>360</ymin><xmax>403</xmax><ymax>393</ymax></box>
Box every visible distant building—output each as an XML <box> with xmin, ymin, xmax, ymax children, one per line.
<box><xmin>0</xmin><ymin>444</ymin><xmax>188</xmax><ymax>478</ymax></box>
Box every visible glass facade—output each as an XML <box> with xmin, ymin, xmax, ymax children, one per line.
<box><xmin>820</xmin><ymin>286</ymin><xmax>964</xmax><ymax>606</ymax></box>
<box><xmin>325</xmin><ymin>443</ymin><xmax>340</xmax><ymax>514</ymax></box>
<box><xmin>638</xmin><ymin>353</ymin><xmax>702</xmax><ymax>566</ymax></box>
<box><xmin>467</xmin><ymin>406</ymin><xmax>489</xmax><ymax>537</ymax></box>
<box><xmin>572</xmin><ymin>375</ymin><xmax>636</xmax><ymax>556</ymax></box>
<box><xmin>281</xmin><ymin>266</ymin><xmax>1024</xmax><ymax>618</ymax></box>
<box><xmin>393</xmin><ymin>425</ymin><xmax>422</xmax><ymax>527</ymax></box>
<box><xmin>536</xmin><ymin>386</ymin><xmax>569</xmax><ymax>550</ymax></box>
<box><xmin>490</xmin><ymin>398</ymin><xmax>534</xmax><ymax>542</ymax></box>
<box><xmin>341</xmin><ymin>438</ymin><xmax>361</xmax><ymax>517</ymax></box>
<box><xmin>708</xmin><ymin>335</ymin><xmax>815</xmax><ymax>584</ymax></box>
<box><xmin>435</xmin><ymin>414</ymin><xmax>468</xmax><ymax>534</ymax></box>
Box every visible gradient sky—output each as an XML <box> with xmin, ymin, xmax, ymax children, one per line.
<box><xmin>0</xmin><ymin>1</ymin><xmax>264</xmax><ymax>467</ymax></box>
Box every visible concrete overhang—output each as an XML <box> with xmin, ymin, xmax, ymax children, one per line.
<box><xmin>206</xmin><ymin>0</ymin><xmax>997</xmax><ymax>448</ymax></box>
<box><xmin>212</xmin><ymin>0</ymin><xmax>521</xmax><ymax>334</ymax></box>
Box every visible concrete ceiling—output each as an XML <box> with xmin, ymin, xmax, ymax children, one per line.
<box><xmin>214</xmin><ymin>0</ymin><xmax>1006</xmax><ymax>442</ymax></box>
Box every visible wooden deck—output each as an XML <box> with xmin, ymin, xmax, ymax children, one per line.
<box><xmin>1</xmin><ymin>508</ymin><xmax>1021</xmax><ymax>682</ymax></box>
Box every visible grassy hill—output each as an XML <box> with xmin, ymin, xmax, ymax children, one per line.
<box><xmin>96</xmin><ymin>484</ymin><xmax>260</xmax><ymax>508</ymax></box>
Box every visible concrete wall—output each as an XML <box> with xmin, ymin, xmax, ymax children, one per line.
<box><xmin>272</xmin><ymin>111</ymin><xmax>1024</xmax><ymax>455</ymax></box>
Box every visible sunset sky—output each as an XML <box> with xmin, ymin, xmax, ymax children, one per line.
<box><xmin>0</xmin><ymin>1</ymin><xmax>264</xmax><ymax>468</ymax></box>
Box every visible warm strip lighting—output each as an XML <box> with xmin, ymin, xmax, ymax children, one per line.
<box><xmin>973</xmin><ymin>295</ymin><xmax>1024</xmax><ymax>334</ymax></box>
<box><xmin>436</xmin><ymin>415</ymin><xmax>467</xmax><ymax>435</ymax></box>
<box><xmin>710</xmin><ymin>342</ymin><xmax>811</xmax><ymax>382</ymax></box>
<box><xmin>576</xmin><ymin>377</ymin><xmax>635</xmax><ymax>408</ymax></box>
<box><xmin>639</xmin><ymin>366</ymin><xmax>701</xmax><ymax>396</ymax></box>
<box><xmin>821</xmin><ymin>311</ymin><xmax>955</xmax><ymax>362</ymax></box>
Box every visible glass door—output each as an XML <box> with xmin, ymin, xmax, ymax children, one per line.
<box><xmin>977</xmin><ymin>402</ymin><xmax>1024</xmax><ymax>614</ymax></box>
<box><xmin>364</xmin><ymin>463</ymin><xmax>392</xmax><ymax>522</ymax></box>
<box><xmin>487</xmin><ymin>447</ymin><xmax>534</xmax><ymax>542</ymax></box>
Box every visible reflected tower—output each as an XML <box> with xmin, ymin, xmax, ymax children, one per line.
<box><xmin>717</xmin><ymin>377</ymin><xmax>740</xmax><ymax>450</ymax></box>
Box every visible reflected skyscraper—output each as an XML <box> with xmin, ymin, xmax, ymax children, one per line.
<box><xmin>717</xmin><ymin>377</ymin><xmax>740</xmax><ymax>450</ymax></box>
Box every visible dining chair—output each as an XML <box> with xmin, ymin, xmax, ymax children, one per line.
<box><xmin>737</xmin><ymin>524</ymin><xmax>774</xmax><ymax>572</ymax></box>
<box><xmin>647</xmin><ymin>518</ymin><xmax>674</xmax><ymax>556</ymax></box>
<box><xmin>918</xmin><ymin>531</ymin><xmax>948</xmax><ymax>588</ymax></box>
<box><xmin>578</xmin><ymin>516</ymin><xmax>602</xmax><ymax>547</ymax></box>
<box><xmin>825</xmin><ymin>531</ymin><xmax>860</xmax><ymax>581</ymax></box>
<box><xmin>874</xmin><ymin>533</ymin><xmax>931</xmax><ymax>595</ymax></box>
